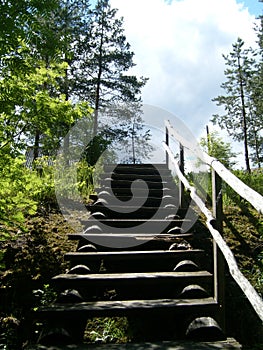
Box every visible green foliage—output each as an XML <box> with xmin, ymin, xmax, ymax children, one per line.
<box><xmin>212</xmin><ymin>37</ymin><xmax>259</xmax><ymax>172</ymax></box>
<box><xmin>77</xmin><ymin>160</ymin><xmax>95</xmax><ymax>199</ymax></box>
<box><xmin>33</xmin><ymin>284</ymin><xmax>58</xmax><ymax>310</ymax></box>
<box><xmin>77</xmin><ymin>0</ymin><xmax>148</xmax><ymax>135</ymax></box>
<box><xmin>0</xmin><ymin>155</ymin><xmax>39</xmax><ymax>237</ymax></box>
<box><xmin>85</xmin><ymin>317</ymin><xmax>129</xmax><ymax>344</ymax></box>
<box><xmin>200</xmin><ymin>130</ymin><xmax>237</xmax><ymax>168</ymax></box>
<box><xmin>223</xmin><ymin>169</ymin><xmax>263</xmax><ymax>207</ymax></box>
<box><xmin>0</xmin><ymin>151</ymin><xmax>95</xmax><ymax>241</ymax></box>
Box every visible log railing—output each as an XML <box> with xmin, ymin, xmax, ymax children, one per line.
<box><xmin>164</xmin><ymin>119</ymin><xmax>263</xmax><ymax>324</ymax></box>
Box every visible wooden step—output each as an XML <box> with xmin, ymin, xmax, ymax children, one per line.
<box><xmin>100</xmin><ymin>173</ymin><xmax>173</xmax><ymax>182</ymax></box>
<box><xmin>68</xmin><ymin>233</ymin><xmax>193</xmax><ymax>251</ymax></box>
<box><xmin>96</xmin><ymin>187</ymin><xmax>177</xmax><ymax>197</ymax></box>
<box><xmin>82</xmin><ymin>219</ymin><xmax>188</xmax><ymax>233</ymax></box>
<box><xmin>100</xmin><ymin>180</ymin><xmax>173</xmax><ymax>189</ymax></box>
<box><xmin>95</xmin><ymin>195</ymin><xmax>178</xmax><ymax>207</ymax></box>
<box><xmin>65</xmin><ymin>249</ymin><xmax>204</xmax><ymax>264</ymax></box>
<box><xmin>52</xmin><ymin>271</ymin><xmax>212</xmax><ymax>291</ymax></box>
<box><xmin>87</xmin><ymin>206</ymin><xmax>178</xmax><ymax>219</ymax></box>
<box><xmin>65</xmin><ymin>250</ymin><xmax>204</xmax><ymax>273</ymax></box>
<box><xmin>26</xmin><ymin>338</ymin><xmax>242</xmax><ymax>350</ymax></box>
<box><xmin>103</xmin><ymin>167</ymin><xmax>172</xmax><ymax>175</ymax></box>
<box><xmin>64</xmin><ymin>249</ymin><xmax>204</xmax><ymax>266</ymax></box>
<box><xmin>104</xmin><ymin>163</ymin><xmax>169</xmax><ymax>171</ymax></box>
<box><xmin>68</xmin><ymin>233</ymin><xmax>193</xmax><ymax>241</ymax></box>
<box><xmin>36</xmin><ymin>297</ymin><xmax>217</xmax><ymax>318</ymax></box>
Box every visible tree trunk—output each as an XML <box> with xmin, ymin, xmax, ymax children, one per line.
<box><xmin>238</xmin><ymin>56</ymin><xmax>251</xmax><ymax>173</ymax></box>
<box><xmin>33</xmin><ymin>129</ymin><xmax>40</xmax><ymax>162</ymax></box>
<box><xmin>93</xmin><ymin>22</ymin><xmax>104</xmax><ymax>137</ymax></box>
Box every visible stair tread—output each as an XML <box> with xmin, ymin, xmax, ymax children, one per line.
<box><xmin>103</xmin><ymin>168</ymin><xmax>171</xmax><ymax>175</ymax></box>
<box><xmin>89</xmin><ymin>205</ymin><xmax>177</xmax><ymax>210</ymax></box>
<box><xmin>37</xmin><ymin>298</ymin><xmax>217</xmax><ymax>316</ymax></box>
<box><xmin>53</xmin><ymin>270</ymin><xmax>212</xmax><ymax>281</ymax></box>
<box><xmin>68</xmin><ymin>233</ymin><xmax>193</xmax><ymax>239</ymax></box>
<box><xmin>101</xmin><ymin>180</ymin><xmax>172</xmax><ymax>186</ymax></box>
<box><xmin>95</xmin><ymin>195</ymin><xmax>178</xmax><ymax>202</ymax></box>
<box><xmin>86</xmin><ymin>219</ymin><xmax>187</xmax><ymax>222</ymax></box>
<box><xmin>95</xmin><ymin>188</ymin><xmax>178</xmax><ymax>196</ymax></box>
<box><xmin>104</xmin><ymin>163</ymin><xmax>168</xmax><ymax>168</ymax></box>
<box><xmin>65</xmin><ymin>249</ymin><xmax>203</xmax><ymax>259</ymax></box>
<box><xmin>26</xmin><ymin>339</ymin><xmax>242</xmax><ymax>350</ymax></box>
<box><xmin>101</xmin><ymin>174</ymin><xmax>172</xmax><ymax>181</ymax></box>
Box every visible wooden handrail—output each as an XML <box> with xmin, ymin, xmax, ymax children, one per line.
<box><xmin>165</xmin><ymin>120</ymin><xmax>263</xmax><ymax>214</ymax></box>
<box><xmin>163</xmin><ymin>142</ymin><xmax>263</xmax><ymax>322</ymax></box>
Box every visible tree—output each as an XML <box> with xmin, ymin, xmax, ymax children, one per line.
<box><xmin>76</xmin><ymin>0</ymin><xmax>148</xmax><ymax>136</ymax></box>
<box><xmin>200</xmin><ymin>127</ymin><xmax>237</xmax><ymax>168</ymax></box>
<box><xmin>212</xmin><ymin>38</ymin><xmax>256</xmax><ymax>173</ymax></box>
<box><xmin>0</xmin><ymin>0</ymin><xmax>92</xmax><ymax>160</ymax></box>
<box><xmin>248</xmin><ymin>15</ymin><xmax>263</xmax><ymax>168</ymax></box>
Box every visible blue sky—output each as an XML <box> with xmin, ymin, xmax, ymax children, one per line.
<box><xmin>238</xmin><ymin>0</ymin><xmax>262</xmax><ymax>15</ymax></box>
<box><xmin>107</xmin><ymin>0</ymin><xmax>262</xmax><ymax>167</ymax></box>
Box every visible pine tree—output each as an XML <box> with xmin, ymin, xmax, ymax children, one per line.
<box><xmin>211</xmin><ymin>38</ymin><xmax>256</xmax><ymax>172</ymax></box>
<box><xmin>248</xmin><ymin>15</ymin><xmax>263</xmax><ymax>168</ymax></box>
<box><xmin>76</xmin><ymin>0</ymin><xmax>148</xmax><ymax>136</ymax></box>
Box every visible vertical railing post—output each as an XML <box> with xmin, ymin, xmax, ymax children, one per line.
<box><xmin>212</xmin><ymin>168</ymin><xmax>225</xmax><ymax>333</ymax></box>
<box><xmin>179</xmin><ymin>143</ymin><xmax>185</xmax><ymax>208</ymax></box>
<box><xmin>212</xmin><ymin>169</ymin><xmax>223</xmax><ymax>231</ymax></box>
<box><xmin>165</xmin><ymin>125</ymin><xmax>169</xmax><ymax>168</ymax></box>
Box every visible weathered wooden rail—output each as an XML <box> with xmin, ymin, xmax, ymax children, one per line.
<box><xmin>164</xmin><ymin>119</ymin><xmax>263</xmax><ymax>323</ymax></box>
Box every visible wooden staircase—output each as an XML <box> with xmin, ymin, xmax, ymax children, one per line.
<box><xmin>32</xmin><ymin>163</ymin><xmax>241</xmax><ymax>349</ymax></box>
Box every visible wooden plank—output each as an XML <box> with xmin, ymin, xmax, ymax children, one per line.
<box><xmin>95</xmin><ymin>187</ymin><xmax>178</xmax><ymax>197</ymax></box>
<box><xmin>95</xmin><ymin>195</ymin><xmax>178</xmax><ymax>206</ymax></box>
<box><xmin>85</xmin><ymin>219</ymin><xmax>186</xmax><ymax>223</ymax></box>
<box><xmin>103</xmin><ymin>168</ymin><xmax>171</xmax><ymax>175</ymax></box>
<box><xmin>89</xmin><ymin>205</ymin><xmax>177</xmax><ymax>211</ymax></box>
<box><xmin>52</xmin><ymin>271</ymin><xmax>212</xmax><ymax>290</ymax></box>
<box><xmin>64</xmin><ymin>249</ymin><xmax>204</xmax><ymax>262</ymax></box>
<box><xmin>100</xmin><ymin>180</ymin><xmax>171</xmax><ymax>189</ymax></box>
<box><xmin>26</xmin><ymin>338</ymin><xmax>242</xmax><ymax>350</ymax></box>
<box><xmin>68</xmin><ymin>233</ymin><xmax>193</xmax><ymax>248</ymax></box>
<box><xmin>82</xmin><ymin>219</ymin><xmax>188</xmax><ymax>234</ymax></box>
<box><xmin>67</xmin><ymin>233</ymin><xmax>193</xmax><ymax>240</ymax></box>
<box><xmin>37</xmin><ymin>297</ymin><xmax>217</xmax><ymax>316</ymax></box>
<box><xmin>104</xmin><ymin>163</ymin><xmax>168</xmax><ymax>170</ymax></box>
<box><xmin>100</xmin><ymin>174</ymin><xmax>172</xmax><ymax>182</ymax></box>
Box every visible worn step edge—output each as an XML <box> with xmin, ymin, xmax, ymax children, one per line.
<box><xmin>52</xmin><ymin>271</ymin><xmax>212</xmax><ymax>286</ymax></box>
<box><xmin>64</xmin><ymin>249</ymin><xmax>204</xmax><ymax>261</ymax></box>
<box><xmin>88</xmin><ymin>205</ymin><xmax>178</xmax><ymax>211</ymax></box>
<box><xmin>99</xmin><ymin>181</ymin><xmax>175</xmax><ymax>189</ymax></box>
<box><xmin>26</xmin><ymin>338</ymin><xmax>242</xmax><ymax>350</ymax></box>
<box><xmin>67</xmin><ymin>233</ymin><xmax>193</xmax><ymax>240</ymax></box>
<box><xmin>104</xmin><ymin>163</ymin><xmax>169</xmax><ymax>168</ymax></box>
<box><xmin>36</xmin><ymin>297</ymin><xmax>217</xmax><ymax>316</ymax></box>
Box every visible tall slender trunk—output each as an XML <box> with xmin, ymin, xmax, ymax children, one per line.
<box><xmin>131</xmin><ymin>123</ymin><xmax>135</xmax><ymax>164</ymax></box>
<box><xmin>238</xmin><ymin>56</ymin><xmax>251</xmax><ymax>173</ymax></box>
<box><xmin>33</xmin><ymin>129</ymin><xmax>40</xmax><ymax>162</ymax></box>
<box><xmin>253</xmin><ymin>128</ymin><xmax>261</xmax><ymax>168</ymax></box>
<box><xmin>93</xmin><ymin>17</ymin><xmax>105</xmax><ymax>137</ymax></box>
<box><xmin>93</xmin><ymin>55</ymin><xmax>102</xmax><ymax>137</ymax></box>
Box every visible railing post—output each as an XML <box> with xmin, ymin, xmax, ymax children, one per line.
<box><xmin>212</xmin><ymin>169</ymin><xmax>225</xmax><ymax>333</ymax></box>
<box><xmin>212</xmin><ymin>169</ymin><xmax>223</xmax><ymax>231</ymax></box>
<box><xmin>179</xmin><ymin>143</ymin><xmax>185</xmax><ymax>208</ymax></box>
<box><xmin>165</xmin><ymin>125</ymin><xmax>169</xmax><ymax>167</ymax></box>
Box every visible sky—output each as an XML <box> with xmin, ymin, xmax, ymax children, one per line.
<box><xmin>108</xmin><ymin>0</ymin><xmax>262</xmax><ymax>166</ymax></box>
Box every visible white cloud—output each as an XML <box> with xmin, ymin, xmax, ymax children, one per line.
<box><xmin>110</xmin><ymin>0</ymin><xmax>259</xmax><ymax>142</ymax></box>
